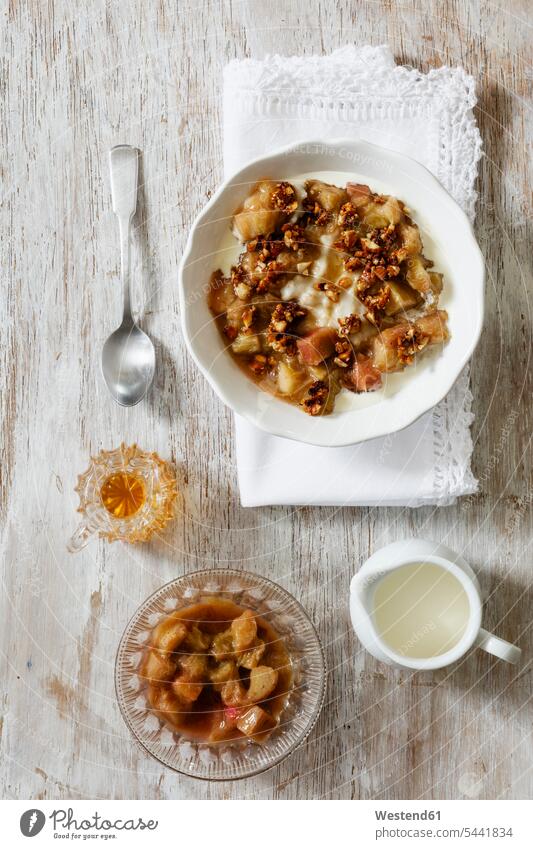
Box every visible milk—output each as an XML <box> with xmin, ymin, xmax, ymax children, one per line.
<box><xmin>372</xmin><ymin>562</ymin><xmax>470</xmax><ymax>659</ymax></box>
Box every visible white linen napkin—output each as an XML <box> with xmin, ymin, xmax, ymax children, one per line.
<box><xmin>223</xmin><ymin>45</ymin><xmax>481</xmax><ymax>507</ymax></box>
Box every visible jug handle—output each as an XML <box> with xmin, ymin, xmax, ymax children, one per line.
<box><xmin>475</xmin><ymin>628</ymin><xmax>521</xmax><ymax>664</ymax></box>
<box><xmin>67</xmin><ymin>522</ymin><xmax>95</xmax><ymax>553</ymax></box>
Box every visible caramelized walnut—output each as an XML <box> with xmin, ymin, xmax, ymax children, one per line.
<box><xmin>364</xmin><ymin>285</ymin><xmax>392</xmax><ymax>326</ymax></box>
<box><xmin>268</xmin><ymin>334</ymin><xmax>297</xmax><ymax>355</ymax></box>
<box><xmin>333</xmin><ymin>229</ymin><xmax>359</xmax><ymax>253</ymax></box>
<box><xmin>269</xmin><ymin>302</ymin><xmax>306</xmax><ymax>333</ymax></box>
<box><xmin>246</xmin><ymin>236</ymin><xmax>285</xmax><ymax>261</ymax></box>
<box><xmin>302</xmin><ymin>196</ymin><xmax>330</xmax><ymax>226</ymax></box>
<box><xmin>338</xmin><ymin>313</ymin><xmax>362</xmax><ymax>336</ymax></box>
<box><xmin>333</xmin><ymin>337</ymin><xmax>354</xmax><ymax>368</ymax></box>
<box><xmin>396</xmin><ymin>326</ymin><xmax>429</xmax><ymax>365</ymax></box>
<box><xmin>231</xmin><ymin>265</ymin><xmax>253</xmax><ymax>300</ymax></box>
<box><xmin>267</xmin><ymin>302</ymin><xmax>306</xmax><ymax>355</ymax></box>
<box><xmin>249</xmin><ymin>354</ymin><xmax>276</xmax><ymax>375</ymax></box>
<box><xmin>261</xmin><ymin>260</ymin><xmax>283</xmax><ymax>290</ymax></box>
<box><xmin>270</xmin><ymin>181</ymin><xmax>298</xmax><ymax>213</ymax></box>
<box><xmin>281</xmin><ymin>222</ymin><xmax>306</xmax><ymax>251</ymax></box>
<box><xmin>345</xmin><ymin>223</ymin><xmax>401</xmax><ymax>285</ymax></box>
<box><xmin>337</xmin><ymin>201</ymin><xmax>360</xmax><ymax>228</ymax></box>
<box><xmin>315</xmin><ymin>280</ymin><xmax>340</xmax><ymax>302</ymax></box>
<box><xmin>301</xmin><ymin>380</ymin><xmax>328</xmax><ymax>415</ymax></box>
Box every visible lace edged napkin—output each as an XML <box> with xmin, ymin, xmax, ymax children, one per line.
<box><xmin>223</xmin><ymin>45</ymin><xmax>481</xmax><ymax>507</ymax></box>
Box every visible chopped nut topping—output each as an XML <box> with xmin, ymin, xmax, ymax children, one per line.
<box><xmin>301</xmin><ymin>380</ymin><xmax>328</xmax><ymax>415</ymax></box>
<box><xmin>372</xmin><ymin>264</ymin><xmax>387</xmax><ymax>281</ymax></box>
<box><xmin>296</xmin><ymin>261</ymin><xmax>312</xmax><ymax>275</ymax></box>
<box><xmin>360</xmin><ymin>237</ymin><xmax>381</xmax><ymax>253</ymax></box>
<box><xmin>302</xmin><ymin>197</ymin><xmax>330</xmax><ymax>226</ymax></box>
<box><xmin>256</xmin><ymin>261</ymin><xmax>282</xmax><ymax>293</ymax></box>
<box><xmin>231</xmin><ymin>249</ymin><xmax>285</xmax><ymax>299</ymax></box>
<box><xmin>269</xmin><ymin>333</ymin><xmax>297</xmax><ymax>355</ymax></box>
<box><xmin>316</xmin><ymin>280</ymin><xmax>340</xmax><ymax>302</ymax></box>
<box><xmin>267</xmin><ymin>302</ymin><xmax>306</xmax><ymax>355</ymax></box>
<box><xmin>261</xmin><ymin>260</ymin><xmax>283</xmax><ymax>290</ymax></box>
<box><xmin>356</xmin><ymin>275</ymin><xmax>372</xmax><ymax>297</ymax></box>
<box><xmin>368</xmin><ymin>224</ymin><xmax>397</xmax><ymax>246</ymax></box>
<box><xmin>281</xmin><ymin>222</ymin><xmax>306</xmax><ymax>250</ymax></box>
<box><xmin>338</xmin><ymin>313</ymin><xmax>362</xmax><ymax>336</ymax></box>
<box><xmin>337</xmin><ymin>201</ymin><xmax>360</xmax><ymax>228</ymax></box>
<box><xmin>270</xmin><ymin>181</ymin><xmax>298</xmax><ymax>214</ymax></box>
<box><xmin>333</xmin><ymin>229</ymin><xmax>358</xmax><ymax>253</ymax></box>
<box><xmin>249</xmin><ymin>354</ymin><xmax>276</xmax><ymax>375</ymax></box>
<box><xmin>231</xmin><ymin>265</ymin><xmax>253</xmax><ymax>300</ymax></box>
<box><xmin>365</xmin><ymin>285</ymin><xmax>390</xmax><ymax>310</ymax></box>
<box><xmin>338</xmin><ymin>276</ymin><xmax>353</xmax><ymax>289</ymax></box>
<box><xmin>269</xmin><ymin>302</ymin><xmax>306</xmax><ymax>333</ymax></box>
<box><xmin>333</xmin><ymin>337</ymin><xmax>354</xmax><ymax>368</ymax></box>
<box><xmin>246</xmin><ymin>236</ymin><xmax>284</xmax><ymax>261</ymax></box>
<box><xmin>344</xmin><ymin>223</ymin><xmax>405</xmax><ymax>301</ymax></box>
<box><xmin>345</xmin><ymin>254</ymin><xmax>365</xmax><ymax>272</ymax></box>
<box><xmin>396</xmin><ymin>326</ymin><xmax>429</xmax><ymax>365</ymax></box>
<box><xmin>364</xmin><ymin>285</ymin><xmax>391</xmax><ymax>325</ymax></box>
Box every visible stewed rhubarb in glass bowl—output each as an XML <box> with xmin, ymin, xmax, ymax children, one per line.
<box><xmin>115</xmin><ymin>570</ymin><xmax>326</xmax><ymax>780</ymax></box>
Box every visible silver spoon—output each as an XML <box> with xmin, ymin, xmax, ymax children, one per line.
<box><xmin>102</xmin><ymin>145</ymin><xmax>155</xmax><ymax>406</ymax></box>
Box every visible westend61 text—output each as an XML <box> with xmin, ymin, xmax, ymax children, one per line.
<box><xmin>375</xmin><ymin>810</ymin><xmax>441</xmax><ymax>821</ymax></box>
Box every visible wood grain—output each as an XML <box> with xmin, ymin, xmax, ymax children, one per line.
<box><xmin>1</xmin><ymin>0</ymin><xmax>531</xmax><ymax>800</ymax></box>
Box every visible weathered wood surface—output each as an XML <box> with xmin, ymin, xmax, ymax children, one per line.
<box><xmin>1</xmin><ymin>0</ymin><xmax>531</xmax><ymax>800</ymax></box>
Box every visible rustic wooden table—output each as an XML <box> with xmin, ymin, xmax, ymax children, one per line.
<box><xmin>1</xmin><ymin>0</ymin><xmax>531</xmax><ymax>801</ymax></box>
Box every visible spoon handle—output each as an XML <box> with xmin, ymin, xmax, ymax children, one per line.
<box><xmin>109</xmin><ymin>145</ymin><xmax>139</xmax><ymax>322</ymax></box>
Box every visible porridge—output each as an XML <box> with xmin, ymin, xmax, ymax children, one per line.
<box><xmin>208</xmin><ymin>178</ymin><xmax>449</xmax><ymax>415</ymax></box>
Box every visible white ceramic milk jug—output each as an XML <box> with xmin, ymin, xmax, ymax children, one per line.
<box><xmin>350</xmin><ymin>538</ymin><xmax>521</xmax><ymax>671</ymax></box>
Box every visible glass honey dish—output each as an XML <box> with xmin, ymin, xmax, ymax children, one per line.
<box><xmin>68</xmin><ymin>443</ymin><xmax>177</xmax><ymax>552</ymax></box>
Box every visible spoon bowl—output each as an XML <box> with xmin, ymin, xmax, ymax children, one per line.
<box><xmin>102</xmin><ymin>320</ymin><xmax>155</xmax><ymax>406</ymax></box>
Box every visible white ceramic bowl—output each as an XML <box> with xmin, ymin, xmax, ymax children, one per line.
<box><xmin>178</xmin><ymin>139</ymin><xmax>484</xmax><ymax>447</ymax></box>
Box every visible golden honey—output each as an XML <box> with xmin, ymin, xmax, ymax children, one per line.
<box><xmin>100</xmin><ymin>472</ymin><xmax>146</xmax><ymax>519</ymax></box>
<box><xmin>70</xmin><ymin>444</ymin><xmax>177</xmax><ymax>550</ymax></box>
